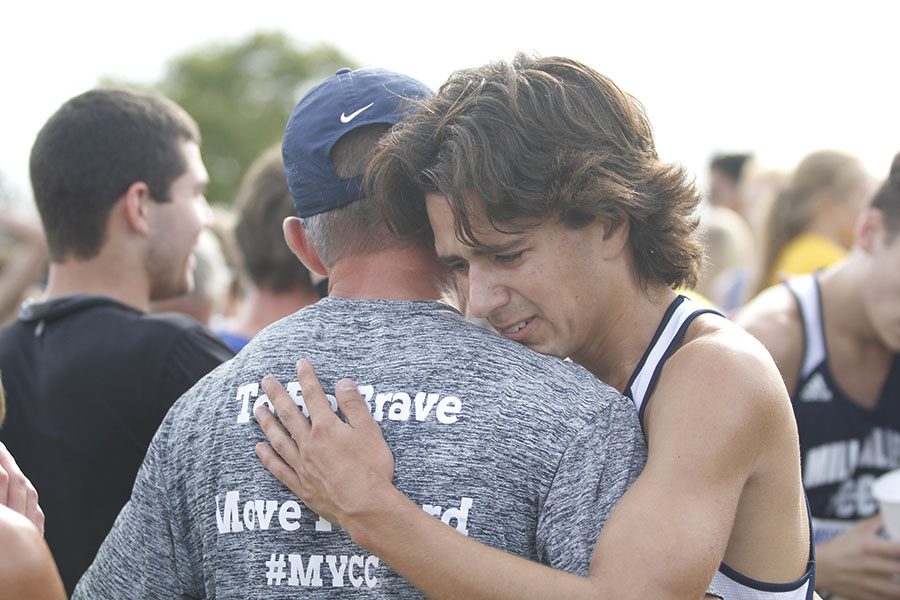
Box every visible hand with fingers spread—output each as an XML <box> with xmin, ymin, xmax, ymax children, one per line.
<box><xmin>816</xmin><ymin>516</ymin><xmax>900</xmax><ymax>600</ymax></box>
<box><xmin>0</xmin><ymin>442</ymin><xmax>44</xmax><ymax>534</ymax></box>
<box><xmin>254</xmin><ymin>358</ymin><xmax>394</xmax><ymax>531</ymax></box>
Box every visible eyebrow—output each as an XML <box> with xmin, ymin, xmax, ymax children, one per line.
<box><xmin>436</xmin><ymin>237</ymin><xmax>525</xmax><ymax>264</ymax></box>
<box><xmin>470</xmin><ymin>238</ymin><xmax>524</xmax><ymax>256</ymax></box>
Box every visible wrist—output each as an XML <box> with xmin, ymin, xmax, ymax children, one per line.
<box><xmin>343</xmin><ymin>477</ymin><xmax>410</xmax><ymax>551</ymax></box>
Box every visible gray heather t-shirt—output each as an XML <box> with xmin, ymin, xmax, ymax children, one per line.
<box><xmin>74</xmin><ymin>298</ymin><xmax>646</xmax><ymax>599</ymax></box>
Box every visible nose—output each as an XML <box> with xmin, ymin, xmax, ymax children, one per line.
<box><xmin>465</xmin><ymin>265</ymin><xmax>510</xmax><ymax>319</ymax></box>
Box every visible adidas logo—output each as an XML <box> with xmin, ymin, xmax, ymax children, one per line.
<box><xmin>800</xmin><ymin>373</ymin><xmax>833</xmax><ymax>402</ymax></box>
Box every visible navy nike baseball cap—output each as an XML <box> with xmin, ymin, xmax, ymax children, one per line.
<box><xmin>282</xmin><ymin>67</ymin><xmax>433</xmax><ymax>218</ymax></box>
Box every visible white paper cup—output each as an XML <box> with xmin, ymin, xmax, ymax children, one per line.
<box><xmin>872</xmin><ymin>469</ymin><xmax>900</xmax><ymax>540</ymax></box>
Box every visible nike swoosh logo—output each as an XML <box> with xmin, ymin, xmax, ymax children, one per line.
<box><xmin>340</xmin><ymin>102</ymin><xmax>375</xmax><ymax>123</ymax></box>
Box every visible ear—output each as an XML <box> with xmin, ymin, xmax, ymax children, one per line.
<box><xmin>121</xmin><ymin>181</ymin><xmax>153</xmax><ymax>236</ymax></box>
<box><xmin>283</xmin><ymin>217</ymin><xmax>327</xmax><ymax>277</ymax></box>
<box><xmin>599</xmin><ymin>210</ymin><xmax>631</xmax><ymax>260</ymax></box>
<box><xmin>855</xmin><ymin>208</ymin><xmax>886</xmax><ymax>255</ymax></box>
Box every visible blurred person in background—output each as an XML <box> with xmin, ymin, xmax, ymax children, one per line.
<box><xmin>0</xmin><ymin>212</ymin><xmax>47</xmax><ymax>326</ymax></box>
<box><xmin>695</xmin><ymin>205</ymin><xmax>756</xmax><ymax>313</ymax></box>
<box><xmin>737</xmin><ymin>153</ymin><xmax>900</xmax><ymax>600</ymax></box>
<box><xmin>752</xmin><ymin>150</ymin><xmax>872</xmax><ymax>297</ymax></box>
<box><xmin>206</xmin><ymin>205</ymin><xmax>245</xmax><ymax>323</ymax></box>
<box><xmin>0</xmin><ymin>504</ymin><xmax>65</xmax><ymax>600</ymax></box>
<box><xmin>708</xmin><ymin>153</ymin><xmax>754</xmax><ymax>221</ymax></box>
<box><xmin>0</xmin><ymin>379</ymin><xmax>64</xmax><ymax>600</ymax></box>
<box><xmin>739</xmin><ymin>162</ymin><xmax>787</xmax><ymax>243</ymax></box>
<box><xmin>0</xmin><ymin>377</ymin><xmax>44</xmax><ymax>533</ymax></box>
<box><xmin>0</xmin><ymin>88</ymin><xmax>233</xmax><ymax>594</ymax></box>
<box><xmin>700</xmin><ymin>153</ymin><xmax>760</xmax><ymax>311</ymax></box>
<box><xmin>152</xmin><ymin>228</ymin><xmax>234</xmax><ymax>326</ymax></box>
<box><xmin>216</xmin><ymin>145</ymin><xmax>319</xmax><ymax>352</ymax></box>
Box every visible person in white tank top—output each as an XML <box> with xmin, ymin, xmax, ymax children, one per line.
<box><xmin>254</xmin><ymin>56</ymin><xmax>816</xmax><ymax>599</ymax></box>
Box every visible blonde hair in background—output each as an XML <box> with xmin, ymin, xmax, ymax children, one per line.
<box><xmin>696</xmin><ymin>206</ymin><xmax>755</xmax><ymax>305</ymax></box>
<box><xmin>754</xmin><ymin>150</ymin><xmax>866</xmax><ymax>295</ymax></box>
<box><xmin>737</xmin><ymin>161</ymin><xmax>787</xmax><ymax>244</ymax></box>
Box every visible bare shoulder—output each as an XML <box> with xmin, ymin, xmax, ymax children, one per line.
<box><xmin>0</xmin><ymin>506</ymin><xmax>64</xmax><ymax>600</ymax></box>
<box><xmin>685</xmin><ymin>310</ymin><xmax>780</xmax><ymax>362</ymax></box>
<box><xmin>733</xmin><ymin>286</ymin><xmax>805</xmax><ymax>394</ymax></box>
<box><xmin>675</xmin><ymin>315</ymin><xmax>788</xmax><ymax>408</ymax></box>
<box><xmin>733</xmin><ymin>287</ymin><xmax>803</xmax><ymax>367</ymax></box>
<box><xmin>644</xmin><ymin>314</ymin><xmax>795</xmax><ymax>466</ymax></box>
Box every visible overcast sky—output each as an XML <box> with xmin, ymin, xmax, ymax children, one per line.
<box><xmin>3</xmin><ymin>0</ymin><xmax>897</xmax><ymax>208</ymax></box>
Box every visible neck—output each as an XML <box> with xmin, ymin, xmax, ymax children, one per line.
<box><xmin>572</xmin><ymin>281</ymin><xmax>679</xmax><ymax>392</ymax></box>
<box><xmin>326</xmin><ymin>246</ymin><xmax>446</xmax><ymax>302</ymax></box>
<box><xmin>230</xmin><ymin>285</ymin><xmax>320</xmax><ymax>338</ymax></box>
<box><xmin>44</xmin><ymin>253</ymin><xmax>151</xmax><ymax>312</ymax></box>
<box><xmin>819</xmin><ymin>256</ymin><xmax>887</xmax><ymax>354</ymax></box>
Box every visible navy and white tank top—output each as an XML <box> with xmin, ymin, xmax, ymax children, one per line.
<box><xmin>787</xmin><ymin>273</ymin><xmax>900</xmax><ymax>544</ymax></box>
<box><xmin>625</xmin><ymin>294</ymin><xmax>816</xmax><ymax>600</ymax></box>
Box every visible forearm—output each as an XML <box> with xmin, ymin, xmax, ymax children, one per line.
<box><xmin>347</xmin><ymin>491</ymin><xmax>718</xmax><ymax>600</ymax></box>
<box><xmin>343</xmin><ymin>453</ymin><xmax>735</xmax><ymax>599</ymax></box>
<box><xmin>346</xmin><ymin>483</ymin><xmax>595</xmax><ymax>600</ymax></box>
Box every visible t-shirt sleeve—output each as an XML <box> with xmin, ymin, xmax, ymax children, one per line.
<box><xmin>535</xmin><ymin>392</ymin><xmax>647</xmax><ymax>575</ymax></box>
<box><xmin>72</xmin><ymin>424</ymin><xmax>199</xmax><ymax>599</ymax></box>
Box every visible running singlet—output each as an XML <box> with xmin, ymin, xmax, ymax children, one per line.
<box><xmin>625</xmin><ymin>295</ymin><xmax>817</xmax><ymax>600</ymax></box>
<box><xmin>787</xmin><ymin>274</ymin><xmax>900</xmax><ymax>544</ymax></box>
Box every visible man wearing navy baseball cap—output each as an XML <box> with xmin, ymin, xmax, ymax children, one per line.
<box><xmin>74</xmin><ymin>68</ymin><xmax>644</xmax><ymax>598</ymax></box>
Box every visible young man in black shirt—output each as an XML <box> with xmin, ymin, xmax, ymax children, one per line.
<box><xmin>0</xmin><ymin>88</ymin><xmax>233</xmax><ymax>594</ymax></box>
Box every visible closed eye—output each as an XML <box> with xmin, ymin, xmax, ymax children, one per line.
<box><xmin>447</xmin><ymin>260</ymin><xmax>468</xmax><ymax>274</ymax></box>
<box><xmin>495</xmin><ymin>251</ymin><xmax>524</xmax><ymax>264</ymax></box>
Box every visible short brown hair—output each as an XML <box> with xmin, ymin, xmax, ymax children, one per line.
<box><xmin>234</xmin><ymin>146</ymin><xmax>312</xmax><ymax>292</ymax></box>
<box><xmin>303</xmin><ymin>124</ymin><xmax>414</xmax><ymax>267</ymax></box>
<box><xmin>30</xmin><ymin>88</ymin><xmax>200</xmax><ymax>262</ymax></box>
<box><xmin>368</xmin><ymin>54</ymin><xmax>704</xmax><ymax>289</ymax></box>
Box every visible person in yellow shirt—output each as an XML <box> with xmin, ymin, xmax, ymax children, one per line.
<box><xmin>754</xmin><ymin>150</ymin><xmax>871</xmax><ymax>295</ymax></box>
<box><xmin>769</xmin><ymin>231</ymin><xmax>849</xmax><ymax>284</ymax></box>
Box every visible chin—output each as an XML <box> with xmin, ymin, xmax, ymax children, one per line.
<box><xmin>526</xmin><ymin>341</ymin><xmax>564</xmax><ymax>360</ymax></box>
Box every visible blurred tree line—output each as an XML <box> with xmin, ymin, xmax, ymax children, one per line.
<box><xmin>107</xmin><ymin>31</ymin><xmax>356</xmax><ymax>206</ymax></box>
